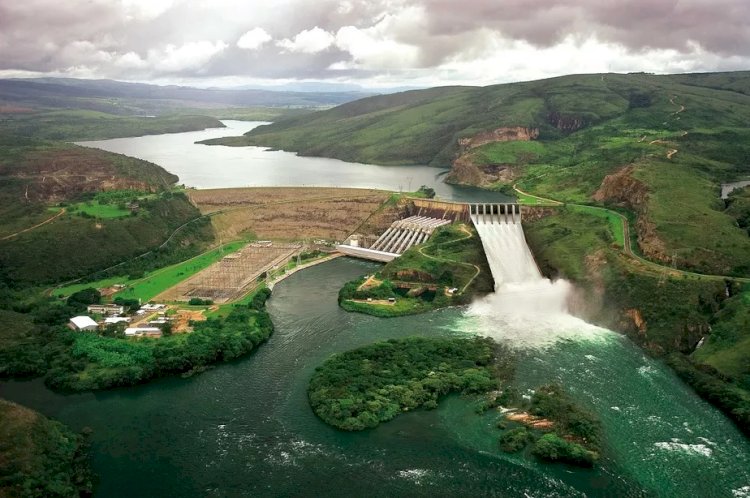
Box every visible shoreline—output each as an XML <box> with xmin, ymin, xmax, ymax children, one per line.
<box><xmin>267</xmin><ymin>253</ymin><xmax>345</xmax><ymax>290</ymax></box>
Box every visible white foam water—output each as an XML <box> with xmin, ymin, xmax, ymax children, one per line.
<box><xmin>463</xmin><ymin>218</ymin><xmax>608</xmax><ymax>347</ymax></box>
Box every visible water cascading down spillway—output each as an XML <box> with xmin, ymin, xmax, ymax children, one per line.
<box><xmin>467</xmin><ymin>203</ymin><xmax>596</xmax><ymax>345</ymax></box>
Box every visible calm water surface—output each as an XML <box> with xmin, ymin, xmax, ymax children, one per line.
<box><xmin>3</xmin><ymin>259</ymin><xmax>750</xmax><ymax>497</ymax></box>
<box><xmin>76</xmin><ymin>120</ymin><xmax>509</xmax><ymax>203</ymax></box>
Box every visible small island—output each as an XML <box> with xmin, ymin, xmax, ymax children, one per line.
<box><xmin>308</xmin><ymin>337</ymin><xmax>509</xmax><ymax>430</ymax></box>
<box><xmin>308</xmin><ymin>337</ymin><xmax>602</xmax><ymax>467</ymax></box>
<box><xmin>494</xmin><ymin>384</ymin><xmax>602</xmax><ymax>467</ymax></box>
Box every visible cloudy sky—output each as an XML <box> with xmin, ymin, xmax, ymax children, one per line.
<box><xmin>1</xmin><ymin>0</ymin><xmax>749</xmax><ymax>89</ymax></box>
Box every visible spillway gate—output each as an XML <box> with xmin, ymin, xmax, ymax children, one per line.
<box><xmin>469</xmin><ymin>203</ymin><xmax>521</xmax><ymax>224</ymax></box>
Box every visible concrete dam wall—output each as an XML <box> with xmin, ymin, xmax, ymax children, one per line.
<box><xmin>469</xmin><ymin>203</ymin><xmax>521</xmax><ymax>224</ymax></box>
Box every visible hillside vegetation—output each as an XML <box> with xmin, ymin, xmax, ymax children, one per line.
<box><xmin>0</xmin><ymin>399</ymin><xmax>94</xmax><ymax>497</ymax></box>
<box><xmin>523</xmin><ymin>207</ymin><xmax>750</xmax><ymax>435</ymax></box>
<box><xmin>215</xmin><ymin>72</ymin><xmax>750</xmax><ymax>278</ymax></box>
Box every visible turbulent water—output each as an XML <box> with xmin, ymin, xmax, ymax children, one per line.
<box><xmin>3</xmin><ymin>140</ymin><xmax>750</xmax><ymax>495</ymax></box>
<box><xmin>2</xmin><ymin>258</ymin><xmax>750</xmax><ymax>496</ymax></box>
<box><xmin>466</xmin><ymin>215</ymin><xmax>605</xmax><ymax>347</ymax></box>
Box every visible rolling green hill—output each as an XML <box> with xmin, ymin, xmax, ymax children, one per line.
<box><xmin>211</xmin><ymin>71</ymin><xmax>750</xmax><ymax>276</ymax></box>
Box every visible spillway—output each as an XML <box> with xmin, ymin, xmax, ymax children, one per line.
<box><xmin>468</xmin><ymin>205</ymin><xmax>601</xmax><ymax>346</ymax></box>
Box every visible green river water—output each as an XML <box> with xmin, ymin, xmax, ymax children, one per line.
<box><xmin>2</xmin><ymin>258</ymin><xmax>750</xmax><ymax>497</ymax></box>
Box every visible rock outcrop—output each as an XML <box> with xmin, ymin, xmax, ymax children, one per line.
<box><xmin>447</xmin><ymin>126</ymin><xmax>538</xmax><ymax>186</ymax></box>
<box><xmin>445</xmin><ymin>155</ymin><xmax>515</xmax><ymax>187</ymax></box>
<box><xmin>592</xmin><ymin>165</ymin><xmax>648</xmax><ymax>209</ymax></box>
<box><xmin>593</xmin><ymin>165</ymin><xmax>669</xmax><ymax>263</ymax></box>
<box><xmin>458</xmin><ymin>126</ymin><xmax>539</xmax><ymax>151</ymax></box>
<box><xmin>547</xmin><ymin>112</ymin><xmax>587</xmax><ymax>132</ymax></box>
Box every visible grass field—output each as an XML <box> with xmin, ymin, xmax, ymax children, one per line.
<box><xmin>567</xmin><ymin>204</ymin><xmax>625</xmax><ymax>248</ymax></box>
<box><xmin>64</xmin><ymin>202</ymin><xmax>132</xmax><ymax>218</ymax></box>
<box><xmin>55</xmin><ymin>240</ymin><xmax>248</xmax><ymax>301</ymax></box>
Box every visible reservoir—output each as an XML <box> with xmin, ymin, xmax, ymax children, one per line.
<box><xmin>2</xmin><ymin>258</ymin><xmax>750</xmax><ymax>497</ymax></box>
<box><xmin>76</xmin><ymin>120</ymin><xmax>510</xmax><ymax>203</ymax></box>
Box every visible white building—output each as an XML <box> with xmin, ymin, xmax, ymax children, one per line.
<box><xmin>125</xmin><ymin>327</ymin><xmax>163</xmax><ymax>337</ymax></box>
<box><xmin>86</xmin><ymin>304</ymin><xmax>125</xmax><ymax>316</ymax></box>
<box><xmin>140</xmin><ymin>303</ymin><xmax>166</xmax><ymax>312</ymax></box>
<box><xmin>104</xmin><ymin>316</ymin><xmax>131</xmax><ymax>325</ymax></box>
<box><xmin>69</xmin><ymin>316</ymin><xmax>98</xmax><ymax>331</ymax></box>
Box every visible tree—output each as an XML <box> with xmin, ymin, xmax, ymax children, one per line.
<box><xmin>417</xmin><ymin>185</ymin><xmax>436</xmax><ymax>199</ymax></box>
<box><xmin>66</xmin><ymin>288</ymin><xmax>101</xmax><ymax>309</ymax></box>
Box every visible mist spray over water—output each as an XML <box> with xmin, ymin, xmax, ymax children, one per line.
<box><xmin>461</xmin><ymin>214</ymin><xmax>608</xmax><ymax>347</ymax></box>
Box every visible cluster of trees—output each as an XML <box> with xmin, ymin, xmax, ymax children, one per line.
<box><xmin>338</xmin><ymin>278</ymin><xmax>397</xmax><ymax>303</ymax></box>
<box><xmin>667</xmin><ymin>353</ymin><xmax>750</xmax><ymax>436</ymax></box>
<box><xmin>308</xmin><ymin>337</ymin><xmax>501</xmax><ymax>431</ymax></box>
<box><xmin>0</xmin><ymin>400</ymin><xmax>94</xmax><ymax>498</ymax></box>
<box><xmin>416</xmin><ymin>185</ymin><xmax>436</xmax><ymax>199</ymax></box>
<box><xmin>45</xmin><ymin>298</ymin><xmax>274</xmax><ymax>391</ymax></box>
<box><xmin>188</xmin><ymin>298</ymin><xmax>213</xmax><ymax>306</ymax></box>
<box><xmin>495</xmin><ymin>384</ymin><xmax>601</xmax><ymax>467</ymax></box>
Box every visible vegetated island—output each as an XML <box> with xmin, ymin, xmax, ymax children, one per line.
<box><xmin>0</xmin><ymin>399</ymin><xmax>94</xmax><ymax>497</ymax></box>
<box><xmin>338</xmin><ymin>222</ymin><xmax>493</xmax><ymax>317</ymax></box>
<box><xmin>307</xmin><ymin>337</ymin><xmax>602</xmax><ymax>467</ymax></box>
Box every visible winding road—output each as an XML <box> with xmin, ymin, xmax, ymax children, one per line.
<box><xmin>1</xmin><ymin>208</ymin><xmax>66</xmax><ymax>241</ymax></box>
<box><xmin>513</xmin><ymin>186</ymin><xmax>750</xmax><ymax>283</ymax></box>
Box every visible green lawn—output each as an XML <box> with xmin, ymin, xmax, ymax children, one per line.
<box><xmin>65</xmin><ymin>202</ymin><xmax>132</xmax><ymax>219</ymax></box>
<box><xmin>55</xmin><ymin>240</ymin><xmax>248</xmax><ymax>301</ymax></box>
<box><xmin>567</xmin><ymin>204</ymin><xmax>626</xmax><ymax>248</ymax></box>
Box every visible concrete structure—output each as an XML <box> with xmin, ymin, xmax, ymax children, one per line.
<box><xmin>125</xmin><ymin>327</ymin><xmax>163</xmax><ymax>337</ymax></box>
<box><xmin>104</xmin><ymin>316</ymin><xmax>131</xmax><ymax>325</ymax></box>
<box><xmin>469</xmin><ymin>203</ymin><xmax>521</xmax><ymax>224</ymax></box>
<box><xmin>87</xmin><ymin>304</ymin><xmax>125</xmax><ymax>316</ymax></box>
<box><xmin>69</xmin><ymin>316</ymin><xmax>98</xmax><ymax>331</ymax></box>
<box><xmin>337</xmin><ymin>216</ymin><xmax>452</xmax><ymax>262</ymax></box>
<box><xmin>409</xmin><ymin>198</ymin><xmax>470</xmax><ymax>223</ymax></box>
<box><xmin>140</xmin><ymin>303</ymin><xmax>166</xmax><ymax>311</ymax></box>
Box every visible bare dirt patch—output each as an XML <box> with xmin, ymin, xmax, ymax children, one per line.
<box><xmin>171</xmin><ymin>308</ymin><xmax>206</xmax><ymax>333</ymax></box>
<box><xmin>188</xmin><ymin>187</ymin><xmax>390</xmax><ymax>242</ymax></box>
<box><xmin>505</xmin><ymin>411</ymin><xmax>555</xmax><ymax>430</ymax></box>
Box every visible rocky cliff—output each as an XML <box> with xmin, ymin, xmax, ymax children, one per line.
<box><xmin>446</xmin><ymin>126</ymin><xmax>538</xmax><ymax>186</ymax></box>
<box><xmin>458</xmin><ymin>126</ymin><xmax>539</xmax><ymax>151</ymax></box>
<box><xmin>593</xmin><ymin>165</ymin><xmax>669</xmax><ymax>263</ymax></box>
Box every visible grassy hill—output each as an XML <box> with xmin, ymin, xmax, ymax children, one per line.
<box><xmin>208</xmin><ymin>72</ymin><xmax>747</xmax><ymax>165</ymax></box>
<box><xmin>212</xmin><ymin>72</ymin><xmax>750</xmax><ymax>277</ymax></box>
<box><xmin>0</xmin><ymin>77</ymin><xmax>371</xmax><ymax>115</ymax></box>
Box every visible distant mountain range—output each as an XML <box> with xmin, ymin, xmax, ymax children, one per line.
<box><xmin>228</xmin><ymin>81</ymin><xmax>424</xmax><ymax>94</ymax></box>
<box><xmin>0</xmin><ymin>77</ymin><xmax>376</xmax><ymax>115</ymax></box>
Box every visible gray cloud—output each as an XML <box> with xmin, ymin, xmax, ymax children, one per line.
<box><xmin>0</xmin><ymin>0</ymin><xmax>747</xmax><ymax>85</ymax></box>
<box><xmin>418</xmin><ymin>0</ymin><xmax>750</xmax><ymax>56</ymax></box>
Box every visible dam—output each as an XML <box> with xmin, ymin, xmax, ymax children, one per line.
<box><xmin>469</xmin><ymin>203</ymin><xmax>522</xmax><ymax>224</ymax></box>
<box><xmin>337</xmin><ymin>201</ymin><xmax>523</xmax><ymax>262</ymax></box>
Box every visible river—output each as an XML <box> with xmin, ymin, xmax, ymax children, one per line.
<box><xmin>75</xmin><ymin>120</ymin><xmax>510</xmax><ymax>203</ymax></box>
<box><xmin>2</xmin><ymin>259</ymin><xmax>750</xmax><ymax>497</ymax></box>
<box><xmin>6</xmin><ymin>120</ymin><xmax>750</xmax><ymax>496</ymax></box>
